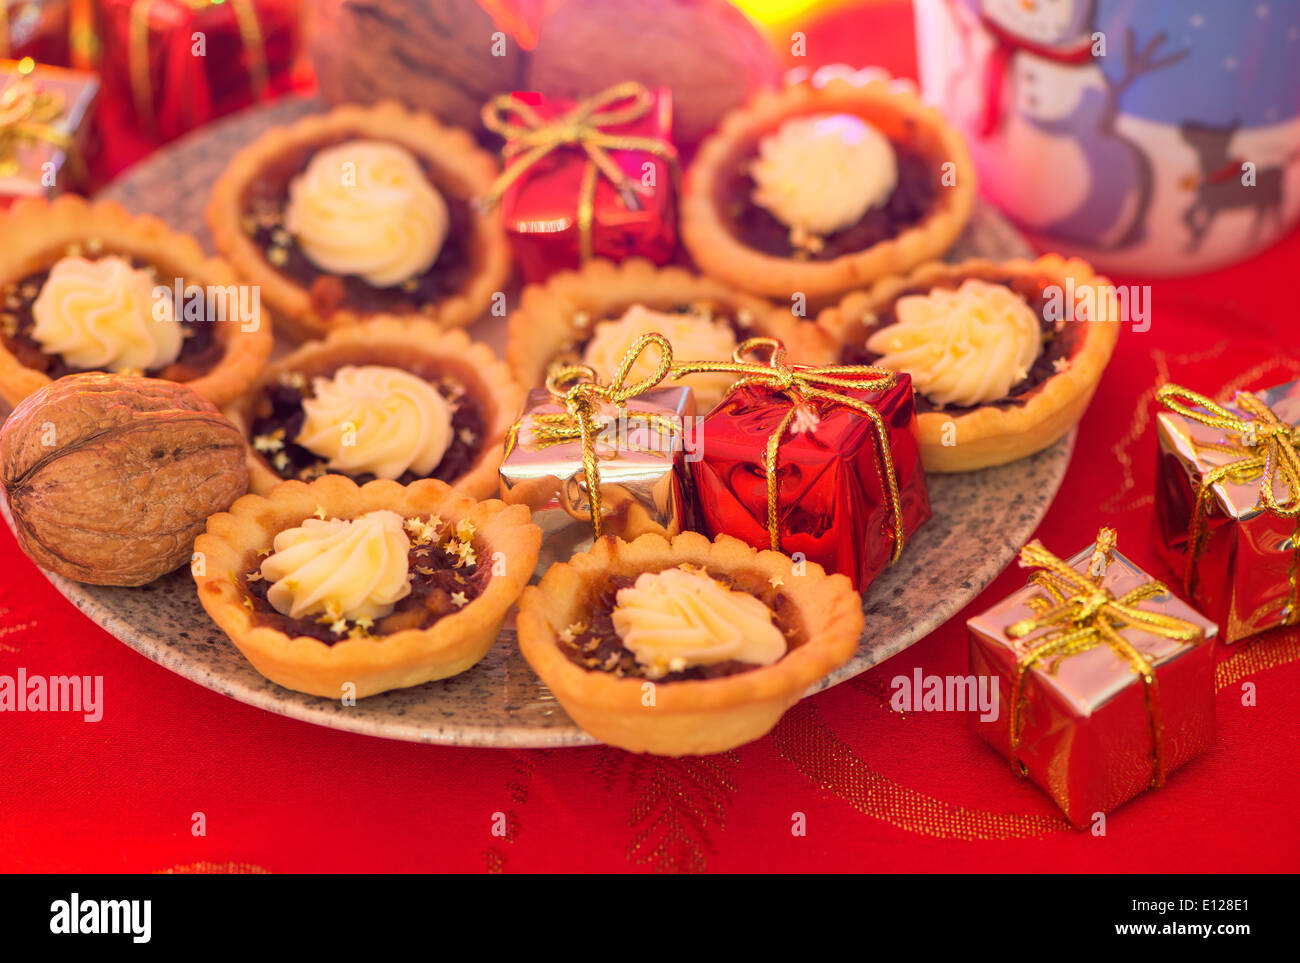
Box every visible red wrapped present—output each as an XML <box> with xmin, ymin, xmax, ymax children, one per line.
<box><xmin>479</xmin><ymin>81</ymin><xmax>678</xmax><ymax>283</ymax></box>
<box><xmin>1</xmin><ymin>0</ymin><xmax>72</xmax><ymax>65</ymax></box>
<box><xmin>1153</xmin><ymin>380</ymin><xmax>1300</xmax><ymax>643</ymax></box>
<box><xmin>94</xmin><ymin>0</ymin><xmax>300</xmax><ymax>141</ymax></box>
<box><xmin>968</xmin><ymin>527</ymin><xmax>1217</xmax><ymax>829</ymax></box>
<box><xmin>679</xmin><ymin>337</ymin><xmax>929</xmax><ymax>591</ymax></box>
<box><xmin>0</xmin><ymin>56</ymin><xmax>97</xmax><ymax>203</ymax></box>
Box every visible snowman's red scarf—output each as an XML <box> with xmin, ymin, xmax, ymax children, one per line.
<box><xmin>978</xmin><ymin>15</ymin><xmax>1095</xmax><ymax>137</ymax></box>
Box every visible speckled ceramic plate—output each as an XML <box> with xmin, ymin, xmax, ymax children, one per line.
<box><xmin>7</xmin><ymin>97</ymin><xmax>1072</xmax><ymax>746</ymax></box>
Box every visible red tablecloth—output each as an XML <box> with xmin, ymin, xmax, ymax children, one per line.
<box><xmin>3</xmin><ymin>2</ymin><xmax>1299</xmax><ymax>874</ymax></box>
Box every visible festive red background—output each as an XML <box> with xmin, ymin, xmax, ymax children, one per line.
<box><xmin>2</xmin><ymin>1</ymin><xmax>1299</xmax><ymax>873</ymax></box>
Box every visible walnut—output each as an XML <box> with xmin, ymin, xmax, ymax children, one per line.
<box><xmin>1</xmin><ymin>374</ymin><xmax>249</xmax><ymax>586</ymax></box>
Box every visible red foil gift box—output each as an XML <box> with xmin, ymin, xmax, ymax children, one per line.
<box><xmin>1153</xmin><ymin>380</ymin><xmax>1300</xmax><ymax>643</ymax></box>
<box><xmin>95</xmin><ymin>0</ymin><xmax>301</xmax><ymax>141</ymax></box>
<box><xmin>968</xmin><ymin>529</ymin><xmax>1217</xmax><ymax>829</ymax></box>
<box><xmin>0</xmin><ymin>57</ymin><xmax>98</xmax><ymax>204</ymax></box>
<box><xmin>481</xmin><ymin>83</ymin><xmax>677</xmax><ymax>283</ymax></box>
<box><xmin>682</xmin><ymin>344</ymin><xmax>929</xmax><ymax>591</ymax></box>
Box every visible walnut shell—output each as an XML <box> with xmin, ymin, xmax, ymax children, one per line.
<box><xmin>525</xmin><ymin>0</ymin><xmax>782</xmax><ymax>147</ymax></box>
<box><xmin>1</xmin><ymin>374</ymin><xmax>250</xmax><ymax>586</ymax></box>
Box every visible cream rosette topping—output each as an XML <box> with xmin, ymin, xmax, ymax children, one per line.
<box><xmin>283</xmin><ymin>140</ymin><xmax>449</xmax><ymax>287</ymax></box>
<box><xmin>296</xmin><ymin>365</ymin><xmax>454</xmax><ymax>481</ymax></box>
<box><xmin>582</xmin><ymin>305</ymin><xmax>737</xmax><ymax>409</ymax></box>
<box><xmin>865</xmin><ymin>279</ymin><xmax>1043</xmax><ymax>408</ymax></box>
<box><xmin>261</xmin><ymin>509</ymin><xmax>412</xmax><ymax>621</ymax></box>
<box><xmin>31</xmin><ymin>255</ymin><xmax>181</xmax><ymax>373</ymax></box>
<box><xmin>611</xmin><ymin>567</ymin><xmax>787</xmax><ymax>678</ymax></box>
<box><xmin>750</xmin><ymin>113</ymin><xmax>899</xmax><ymax>236</ymax></box>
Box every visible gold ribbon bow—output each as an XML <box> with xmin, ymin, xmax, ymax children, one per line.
<box><xmin>669</xmin><ymin>338</ymin><xmax>907</xmax><ymax>562</ymax></box>
<box><xmin>1157</xmin><ymin>383</ymin><xmax>1300</xmax><ymax>621</ymax></box>
<box><xmin>129</xmin><ymin>0</ymin><xmax>268</xmax><ymax>135</ymax></box>
<box><xmin>0</xmin><ymin>59</ymin><xmax>74</xmax><ymax>178</ymax></box>
<box><xmin>478</xmin><ymin>81</ymin><xmax>679</xmax><ymax>264</ymax></box>
<box><xmin>1004</xmin><ymin>527</ymin><xmax>1204</xmax><ymax>788</ymax></box>
<box><xmin>504</xmin><ymin>333</ymin><xmax>680</xmax><ymax>538</ymax></box>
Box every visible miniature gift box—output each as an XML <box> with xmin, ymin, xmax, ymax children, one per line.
<box><xmin>95</xmin><ymin>0</ymin><xmax>301</xmax><ymax>141</ymax></box>
<box><xmin>683</xmin><ymin>340</ymin><xmax>929</xmax><ymax>591</ymax></box>
<box><xmin>0</xmin><ymin>57</ymin><xmax>97</xmax><ymax>203</ymax></box>
<box><xmin>969</xmin><ymin>528</ymin><xmax>1218</xmax><ymax>829</ymax></box>
<box><xmin>499</xmin><ymin>370</ymin><xmax>695</xmax><ymax>573</ymax></box>
<box><xmin>479</xmin><ymin>82</ymin><xmax>678</xmax><ymax>283</ymax></box>
<box><xmin>1154</xmin><ymin>380</ymin><xmax>1300</xmax><ymax>643</ymax></box>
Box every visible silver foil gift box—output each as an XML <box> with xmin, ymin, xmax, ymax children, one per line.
<box><xmin>499</xmin><ymin>384</ymin><xmax>695</xmax><ymax>572</ymax></box>
<box><xmin>1154</xmin><ymin>379</ymin><xmax>1300</xmax><ymax>643</ymax></box>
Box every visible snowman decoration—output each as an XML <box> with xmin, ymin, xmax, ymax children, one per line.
<box><xmin>947</xmin><ymin>0</ymin><xmax>1186</xmax><ymax>250</ymax></box>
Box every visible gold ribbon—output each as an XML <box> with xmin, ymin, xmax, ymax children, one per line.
<box><xmin>1004</xmin><ymin>527</ymin><xmax>1204</xmax><ymax>788</ymax></box>
<box><xmin>478</xmin><ymin>81</ymin><xmax>679</xmax><ymax>264</ymax></box>
<box><xmin>504</xmin><ymin>333</ymin><xmax>680</xmax><ymax>538</ymax></box>
<box><xmin>670</xmin><ymin>338</ymin><xmax>907</xmax><ymax>562</ymax></box>
<box><xmin>0</xmin><ymin>58</ymin><xmax>74</xmax><ymax>179</ymax></box>
<box><xmin>129</xmin><ymin>0</ymin><xmax>268</xmax><ymax>135</ymax></box>
<box><xmin>1157</xmin><ymin>383</ymin><xmax>1300</xmax><ymax>623</ymax></box>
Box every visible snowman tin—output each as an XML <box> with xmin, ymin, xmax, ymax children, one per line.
<box><xmin>915</xmin><ymin>0</ymin><xmax>1300</xmax><ymax>275</ymax></box>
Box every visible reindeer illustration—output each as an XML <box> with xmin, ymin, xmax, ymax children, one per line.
<box><xmin>1179</xmin><ymin>120</ymin><xmax>1300</xmax><ymax>253</ymax></box>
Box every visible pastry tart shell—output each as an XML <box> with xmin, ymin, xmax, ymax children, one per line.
<box><xmin>681</xmin><ymin>76</ymin><xmax>975</xmax><ymax>303</ymax></box>
<box><xmin>505</xmin><ymin>256</ymin><xmax>833</xmax><ymax>393</ymax></box>
<box><xmin>0</xmin><ymin>196</ymin><xmax>272</xmax><ymax>410</ymax></box>
<box><xmin>816</xmin><ymin>254</ymin><xmax>1120</xmax><ymax>472</ymax></box>
<box><xmin>194</xmin><ymin>474</ymin><xmax>541</xmax><ymax>699</ymax></box>
<box><xmin>224</xmin><ymin>318</ymin><xmax>523</xmax><ymax>497</ymax></box>
<box><xmin>515</xmin><ymin>531</ymin><xmax>864</xmax><ymax>756</ymax></box>
<box><xmin>207</xmin><ymin>101</ymin><xmax>510</xmax><ymax>342</ymax></box>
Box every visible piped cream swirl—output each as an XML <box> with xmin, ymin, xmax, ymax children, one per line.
<box><xmin>31</xmin><ymin>255</ymin><xmax>181</xmax><ymax>373</ymax></box>
<box><xmin>296</xmin><ymin>365</ymin><xmax>454</xmax><ymax>480</ymax></box>
<box><xmin>750</xmin><ymin>113</ymin><xmax>898</xmax><ymax>236</ymax></box>
<box><xmin>611</xmin><ymin>567</ymin><xmax>787</xmax><ymax>678</ymax></box>
<box><xmin>581</xmin><ymin>305</ymin><xmax>738</xmax><ymax>410</ymax></box>
<box><xmin>284</xmin><ymin>140</ymin><xmax>448</xmax><ymax>287</ymax></box>
<box><xmin>865</xmin><ymin>279</ymin><xmax>1043</xmax><ymax>408</ymax></box>
<box><xmin>261</xmin><ymin>510</ymin><xmax>412</xmax><ymax>621</ymax></box>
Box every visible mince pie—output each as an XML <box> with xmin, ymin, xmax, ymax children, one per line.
<box><xmin>816</xmin><ymin>255</ymin><xmax>1120</xmax><ymax>472</ymax></box>
<box><xmin>208</xmin><ymin>101</ymin><xmax>510</xmax><ymax>342</ymax></box>
<box><xmin>515</xmin><ymin>530</ymin><xmax>864</xmax><ymax>755</ymax></box>
<box><xmin>0</xmin><ymin>196</ymin><xmax>271</xmax><ymax>410</ymax></box>
<box><xmin>505</xmin><ymin>257</ymin><xmax>830</xmax><ymax>412</ymax></box>
<box><xmin>223</xmin><ymin>317</ymin><xmax>522</xmax><ymax>498</ymax></box>
<box><xmin>194</xmin><ymin>474</ymin><xmax>541</xmax><ymax>698</ymax></box>
<box><xmin>682</xmin><ymin>75</ymin><xmax>974</xmax><ymax>303</ymax></box>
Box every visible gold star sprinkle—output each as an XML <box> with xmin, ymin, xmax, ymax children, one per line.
<box><xmin>458</xmin><ymin>427</ymin><xmax>477</xmax><ymax>446</ymax></box>
<box><xmin>455</xmin><ymin>541</ymin><xmax>477</xmax><ymax>568</ymax></box>
<box><xmin>273</xmin><ymin>452</ymin><xmax>290</xmax><ymax>472</ymax></box>
<box><xmin>455</xmin><ymin>519</ymin><xmax>476</xmax><ymax>542</ymax></box>
<box><xmin>253</xmin><ymin>429</ymin><xmax>285</xmax><ymax>453</ymax></box>
<box><xmin>245</xmin><ymin>570</ymin><xmax>263</xmax><ymax>583</ymax></box>
<box><xmin>451</xmin><ymin>591</ymin><xmax>468</xmax><ymax>608</ymax></box>
<box><xmin>267</xmin><ymin>247</ymin><xmax>289</xmax><ymax>267</ymax></box>
<box><xmin>242</xmin><ymin>596</ymin><xmax>255</xmax><ymax>611</ymax></box>
<box><xmin>559</xmin><ymin>621</ymin><xmax>587</xmax><ymax>644</ymax></box>
<box><xmin>1052</xmin><ymin>357</ymin><xmax>1071</xmax><ymax>374</ymax></box>
<box><xmin>329</xmin><ymin>617</ymin><xmax>348</xmax><ymax>635</ymax></box>
<box><xmin>313</xmin><ymin>505</ymin><xmax>328</xmax><ymax>520</ymax></box>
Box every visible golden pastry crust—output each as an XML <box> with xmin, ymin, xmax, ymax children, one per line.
<box><xmin>194</xmin><ymin>474</ymin><xmax>541</xmax><ymax>698</ymax></box>
<box><xmin>816</xmin><ymin>254</ymin><xmax>1120</xmax><ymax>472</ymax></box>
<box><xmin>0</xmin><ymin>195</ymin><xmax>272</xmax><ymax>410</ymax></box>
<box><xmin>515</xmin><ymin>531</ymin><xmax>864</xmax><ymax>755</ymax></box>
<box><xmin>504</xmin><ymin>256</ymin><xmax>832</xmax><ymax>393</ymax></box>
<box><xmin>207</xmin><ymin>101</ymin><xmax>510</xmax><ymax>342</ymax></box>
<box><xmin>681</xmin><ymin>75</ymin><xmax>975</xmax><ymax>303</ymax></box>
<box><xmin>224</xmin><ymin>318</ymin><xmax>523</xmax><ymax>498</ymax></box>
